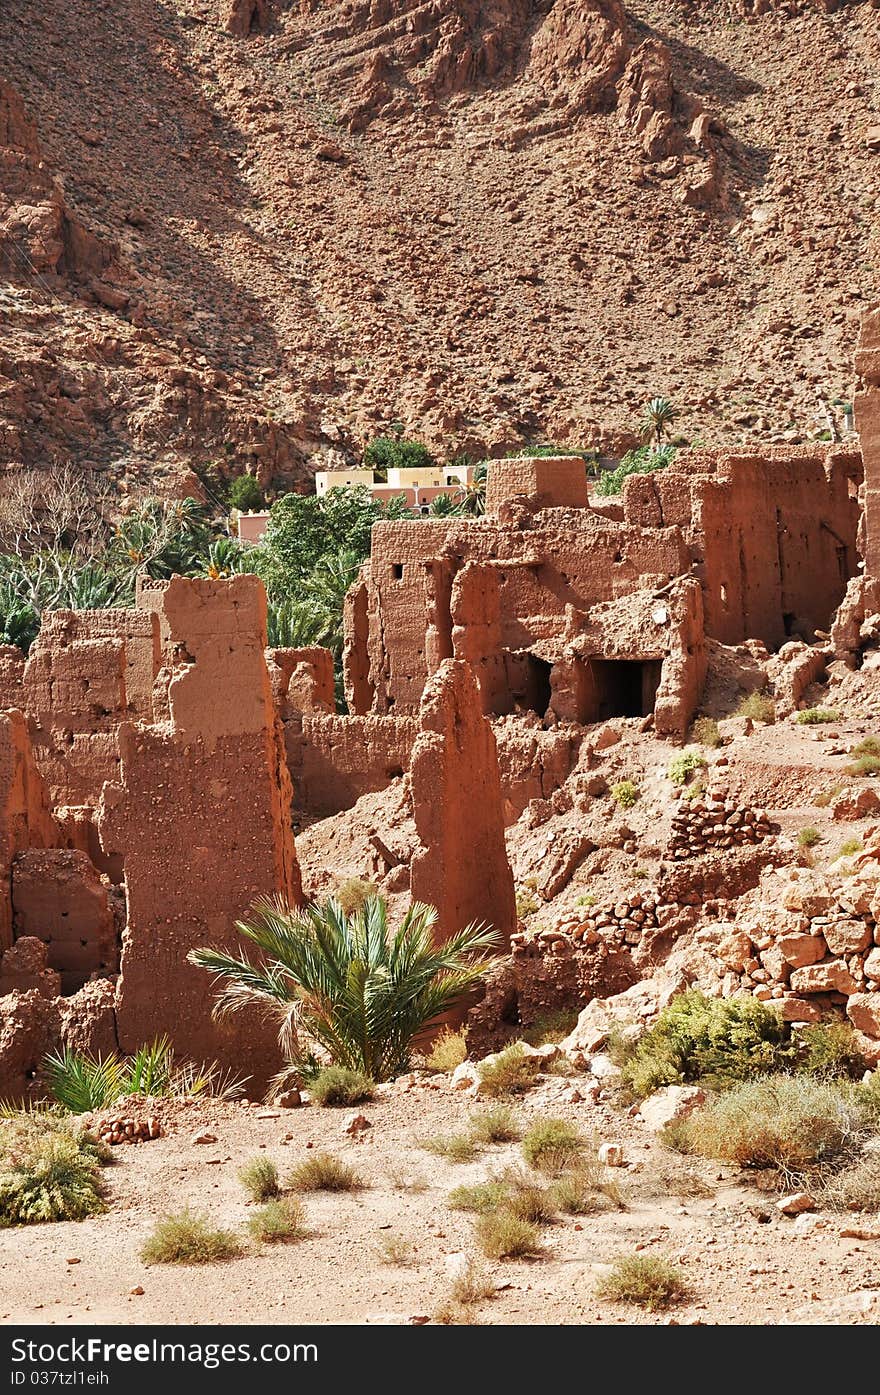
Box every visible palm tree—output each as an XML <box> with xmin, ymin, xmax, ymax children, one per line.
<box><xmin>427</xmin><ymin>493</ymin><xmax>462</xmax><ymax>517</ymax></box>
<box><xmin>456</xmin><ymin>463</ymin><xmax>488</xmax><ymax>517</ymax></box>
<box><xmin>188</xmin><ymin>895</ymin><xmax>499</xmax><ymax>1084</ymax></box>
<box><xmin>196</xmin><ymin>537</ymin><xmax>247</xmax><ymax>580</ymax></box>
<box><xmin>639</xmin><ymin>397</ymin><xmax>676</xmax><ymax>453</ymax></box>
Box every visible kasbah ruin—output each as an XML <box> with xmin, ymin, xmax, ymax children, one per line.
<box><xmin>3</xmin><ymin>0</ymin><xmax>880</xmax><ymax>1335</ymax></box>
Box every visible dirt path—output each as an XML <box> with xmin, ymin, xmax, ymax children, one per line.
<box><xmin>2</xmin><ymin>1083</ymin><xmax>879</xmax><ymax>1326</ymax></box>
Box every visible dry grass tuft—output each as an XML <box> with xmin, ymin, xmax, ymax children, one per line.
<box><xmin>247</xmin><ymin>1198</ymin><xmax>306</xmax><ymax>1244</ymax></box>
<box><xmin>426</xmin><ymin>1027</ymin><xmax>469</xmax><ymax>1073</ymax></box>
<box><xmin>237</xmin><ymin>1156</ymin><xmax>280</xmax><ymax>1202</ymax></box>
<box><xmin>596</xmin><ymin>1254</ymin><xmax>688</xmax><ymax>1311</ymax></box>
<box><xmin>141</xmin><ymin>1211</ymin><xmax>243</xmax><ymax>1265</ymax></box>
<box><xmin>286</xmin><ymin>1152</ymin><xmax>364</xmax><ymax>1192</ymax></box>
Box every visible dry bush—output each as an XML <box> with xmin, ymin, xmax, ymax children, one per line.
<box><xmin>596</xmin><ymin>1254</ymin><xmax>688</xmax><ymax>1311</ymax></box>
<box><xmin>477</xmin><ymin>1044</ymin><xmax>541</xmax><ymax>1097</ymax></box>
<box><xmin>446</xmin><ymin>1180</ymin><xmax>508</xmax><ymax>1214</ymax></box>
<box><xmin>433</xmin><ymin>1260</ymin><xmax>495</xmax><ymax>1324</ymax></box>
<box><xmin>736</xmin><ymin>692</ymin><xmax>775</xmax><ymax>724</ymax></box>
<box><xmin>521</xmin><ymin>1118</ymin><xmax>585</xmax><ymax>1175</ymax></box>
<box><xmin>375</xmin><ymin>1233</ymin><xmax>415</xmax><ymax>1265</ymax></box>
<box><xmin>286</xmin><ymin>1152</ymin><xmax>363</xmax><ymax>1192</ymax></box>
<box><xmin>309</xmin><ymin>1066</ymin><xmax>374</xmax><ymax>1107</ymax></box>
<box><xmin>679</xmin><ymin>1076</ymin><xmax>866</xmax><ymax>1174</ymax></box>
<box><xmin>692</xmin><ymin>716</ymin><xmax>722</xmax><ymax>747</ymax></box>
<box><xmin>420</xmin><ymin>1132</ymin><xmax>479</xmax><ymax>1163</ymax></box>
<box><xmin>334</xmin><ymin>878</ymin><xmax>378</xmax><ymax>916</ymax></box>
<box><xmin>426</xmin><ymin>1027</ymin><xmax>468</xmax><ymax>1073</ymax></box>
<box><xmin>823</xmin><ymin>1151</ymin><xmax>880</xmax><ymax>1212</ymax></box>
<box><xmin>468</xmin><ymin>1105</ymin><xmax>522</xmax><ymax>1144</ymax></box>
<box><xmin>474</xmin><ymin>1211</ymin><xmax>543</xmax><ymax>1260</ymax></box>
<box><xmin>247</xmin><ymin>1198</ymin><xmax>306</xmax><ymax>1244</ymax></box>
<box><xmin>141</xmin><ymin>1211</ymin><xmax>243</xmax><ymax>1265</ymax></box>
<box><xmin>237</xmin><ymin>1156</ymin><xmax>280</xmax><ymax>1202</ymax></box>
<box><xmin>549</xmin><ymin>1160</ymin><xmax>626</xmax><ymax>1214</ymax></box>
<box><xmin>499</xmin><ymin>1169</ymin><xmax>555</xmax><ymax>1223</ymax></box>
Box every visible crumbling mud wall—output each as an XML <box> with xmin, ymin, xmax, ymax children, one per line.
<box><xmin>409</xmin><ymin>660</ymin><xmax>517</xmax><ymax>954</ymax></box>
<box><xmin>0</xmin><ymin>711</ymin><xmax>58</xmax><ymax>950</ymax></box>
<box><xmin>99</xmin><ymin>576</ymin><xmax>302</xmax><ymax>1086</ymax></box>
<box><xmin>347</xmin><ymin>514</ymin><xmax>691</xmax><ymax>715</ymax></box>
<box><xmin>624</xmin><ymin>446</ymin><xmax>861</xmax><ymax>647</ymax></box>
<box><xmin>0</xmin><ymin>608</ymin><xmax>160</xmax><ymax>816</ymax></box>
<box><xmin>286</xmin><ymin>713</ymin><xmax>418</xmax><ymax>816</ymax></box>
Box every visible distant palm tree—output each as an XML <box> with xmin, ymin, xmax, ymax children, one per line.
<box><xmin>196</xmin><ymin>537</ymin><xmax>247</xmax><ymax>580</ymax></box>
<box><xmin>456</xmin><ymin>465</ymin><xmax>487</xmax><ymax>517</ymax></box>
<box><xmin>427</xmin><ymin>493</ymin><xmax>462</xmax><ymax>517</ymax></box>
<box><xmin>189</xmin><ymin>895</ymin><xmax>499</xmax><ymax>1084</ymax></box>
<box><xmin>639</xmin><ymin>397</ymin><xmax>676</xmax><ymax>453</ymax></box>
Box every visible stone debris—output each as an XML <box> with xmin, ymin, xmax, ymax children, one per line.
<box><xmin>97</xmin><ymin>1116</ymin><xmax>163</xmax><ymax>1146</ymax></box>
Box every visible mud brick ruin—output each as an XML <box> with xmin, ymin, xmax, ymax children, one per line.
<box><xmin>0</xmin><ymin>307</ymin><xmax>879</xmax><ymax>1100</ymax></box>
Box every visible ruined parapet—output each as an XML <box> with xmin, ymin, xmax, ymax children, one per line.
<box><xmin>99</xmin><ymin>577</ymin><xmax>302</xmax><ymax>1085</ymax></box>
<box><xmin>409</xmin><ymin>660</ymin><xmax>516</xmax><ymax>953</ymax></box>
<box><xmin>450</xmin><ymin>562</ymin><xmax>506</xmax><ymax>713</ymax></box>
<box><xmin>342</xmin><ymin>567</ymin><xmax>375</xmax><ymax>716</ymax></box>
<box><xmin>0</xmin><ymin>710</ymin><xmax>57</xmax><ymax>950</ymax></box>
<box><xmin>0</xmin><ymin>608</ymin><xmax>160</xmax><ymax>810</ymax></box>
<box><xmin>485</xmin><ymin>457</ymin><xmax>589</xmax><ymax>514</ymax></box>
<box><xmin>625</xmin><ymin>447</ymin><xmax>861</xmax><ymax>647</ymax></box>
<box><xmin>267</xmin><ymin>646</ymin><xmax>334</xmax><ymax>718</ymax></box>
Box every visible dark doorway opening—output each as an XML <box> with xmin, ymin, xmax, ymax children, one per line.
<box><xmin>586</xmin><ymin>658</ymin><xmax>662</xmax><ymax>720</ymax></box>
<box><xmin>497</xmin><ymin>651</ymin><xmax>553</xmax><ymax>718</ymax></box>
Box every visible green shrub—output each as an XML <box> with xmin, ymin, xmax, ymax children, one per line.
<box><xmin>691</xmin><ymin>716</ymin><xmax>721</xmax><ymax>748</ymax></box>
<box><xmin>477</xmin><ymin>1044</ymin><xmax>541</xmax><ymax>1097</ymax></box>
<box><xmin>468</xmin><ymin>1105</ymin><xmax>522</xmax><ymax>1144</ymax></box>
<box><xmin>595</xmin><ymin>445</ymin><xmax>674</xmax><ymax>498</ymax></box>
<box><xmin>447</xmin><ymin>1181</ymin><xmax>508</xmax><ymax>1214</ymax></box>
<box><xmin>549</xmin><ymin>1163</ymin><xmax>624</xmax><ymax>1215</ymax></box>
<box><xmin>426</xmin><ymin>1027</ymin><xmax>469</xmax><ymax>1073</ymax></box>
<box><xmin>610</xmin><ymin>779</ymin><xmax>639</xmax><ymax>809</ymax></box>
<box><xmin>309</xmin><ymin>1066</ymin><xmax>374</xmax><ymax>1108</ymax></box>
<box><xmin>596</xmin><ymin>1254</ymin><xmax>688</xmax><ymax>1311</ymax></box>
<box><xmin>227</xmin><ymin>475</ymin><xmax>264</xmax><ymax>512</ymax></box>
<box><xmin>0</xmin><ymin>1120</ymin><xmax>108</xmax><ymax>1227</ymax></box>
<box><xmin>364</xmin><ymin>438</ymin><xmax>434</xmax><ymax>472</ymax></box>
<box><xmin>798</xmin><ymin>826</ymin><xmax>821</xmax><ymax>849</ymax></box>
<box><xmin>237</xmin><ymin>1156</ymin><xmax>280</xmax><ymax>1202</ymax></box>
<box><xmin>679</xmin><ymin>1075</ymin><xmax>866</xmax><ymax>1172</ymax></box>
<box><xmin>846</xmin><ymin>755</ymin><xmax>880</xmax><ymax>778</ymax></box>
<box><xmin>836</xmin><ymin>838</ymin><xmax>863</xmax><ymax>859</ymax></box>
<box><xmin>797</xmin><ymin>708</ymin><xmax>839</xmax><ymax>725</ymax></box>
<box><xmin>667</xmin><ymin>749</ymin><xmax>707</xmax><ymax>786</ymax></box>
<box><xmin>737</xmin><ymin>692</ymin><xmax>775</xmax><ymax>724</ymax></box>
<box><xmin>247</xmin><ymin>1198</ymin><xmax>306</xmax><ymax>1245</ymax></box>
<box><xmin>798</xmin><ymin>1022</ymin><xmax>865</xmax><ymax>1079</ymax></box>
<box><xmin>576</xmin><ymin>893</ymin><xmax>597</xmax><ymax>908</ymax></box>
<box><xmin>619</xmin><ymin>990</ymin><xmax>795</xmax><ymax>1098</ymax></box>
<box><xmin>474</xmin><ymin>1211</ymin><xmax>543</xmax><ymax>1260</ymax></box>
<box><xmin>420</xmin><ymin>1133</ymin><xmax>479</xmax><ymax>1163</ymax></box>
<box><xmin>521</xmin><ymin>1118</ymin><xmax>585</xmax><ymax>1175</ymax></box>
<box><xmin>851</xmin><ymin>737</ymin><xmax>880</xmax><ymax>757</ymax></box>
<box><xmin>286</xmin><ymin>1152</ymin><xmax>363</xmax><ymax>1192</ymax></box>
<box><xmin>141</xmin><ymin>1211</ymin><xmax>243</xmax><ymax>1264</ymax></box>
<box><xmin>515</xmin><ymin>886</ymin><xmax>540</xmax><ymax>919</ymax></box>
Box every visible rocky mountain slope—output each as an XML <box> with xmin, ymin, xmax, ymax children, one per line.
<box><xmin>0</xmin><ymin>0</ymin><xmax>878</xmax><ymax>497</ymax></box>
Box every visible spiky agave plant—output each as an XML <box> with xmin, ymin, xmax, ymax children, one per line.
<box><xmin>189</xmin><ymin>895</ymin><xmax>500</xmax><ymax>1085</ymax></box>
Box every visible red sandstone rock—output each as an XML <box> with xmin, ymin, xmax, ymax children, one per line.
<box><xmin>846</xmin><ymin>992</ymin><xmax>880</xmax><ymax>1039</ymax></box>
<box><xmin>789</xmin><ymin>959</ymin><xmax>859</xmax><ymax>995</ymax></box>
<box><xmin>777</xmin><ymin>933</ymin><xmax>827</xmax><ymax>968</ymax></box>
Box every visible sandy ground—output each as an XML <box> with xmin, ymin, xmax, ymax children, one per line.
<box><xmin>2</xmin><ymin>1078</ymin><xmax>880</xmax><ymax>1327</ymax></box>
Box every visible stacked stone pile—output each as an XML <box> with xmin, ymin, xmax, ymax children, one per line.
<box><xmin>694</xmin><ymin>867</ymin><xmax>880</xmax><ymax>1059</ymax></box>
<box><xmin>668</xmin><ymin>796</ymin><xmax>775</xmax><ymax>859</ymax></box>
<box><xmin>95</xmin><ymin>1115</ymin><xmax>164</xmax><ymax>1146</ymax></box>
